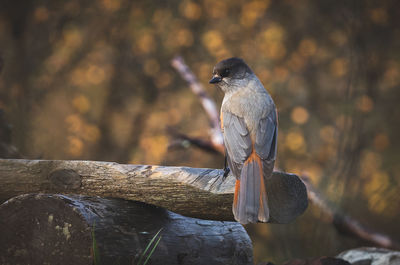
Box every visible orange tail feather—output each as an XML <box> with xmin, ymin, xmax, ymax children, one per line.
<box><xmin>232</xmin><ymin>150</ymin><xmax>269</xmax><ymax>224</ymax></box>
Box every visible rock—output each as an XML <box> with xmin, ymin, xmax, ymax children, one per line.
<box><xmin>337</xmin><ymin>247</ymin><xmax>400</xmax><ymax>265</ymax></box>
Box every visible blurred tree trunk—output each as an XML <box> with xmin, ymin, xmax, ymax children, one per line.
<box><xmin>0</xmin><ymin>1</ymin><xmax>33</xmax><ymax>154</ymax></box>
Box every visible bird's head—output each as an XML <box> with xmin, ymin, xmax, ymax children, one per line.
<box><xmin>209</xmin><ymin>57</ymin><xmax>253</xmax><ymax>92</ymax></box>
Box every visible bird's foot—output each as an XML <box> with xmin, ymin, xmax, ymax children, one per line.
<box><xmin>223</xmin><ymin>167</ymin><xmax>230</xmax><ymax>179</ymax></box>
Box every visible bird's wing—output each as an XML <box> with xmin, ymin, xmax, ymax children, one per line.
<box><xmin>222</xmin><ymin>109</ymin><xmax>277</xmax><ymax>177</ymax></box>
<box><xmin>222</xmin><ymin>111</ymin><xmax>252</xmax><ymax>178</ymax></box>
<box><xmin>254</xmin><ymin>108</ymin><xmax>278</xmax><ymax>179</ymax></box>
<box><xmin>255</xmin><ymin>108</ymin><xmax>278</xmax><ymax>161</ymax></box>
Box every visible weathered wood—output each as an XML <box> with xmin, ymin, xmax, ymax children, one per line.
<box><xmin>0</xmin><ymin>194</ymin><xmax>253</xmax><ymax>265</ymax></box>
<box><xmin>0</xmin><ymin>159</ymin><xmax>307</xmax><ymax>222</ymax></box>
<box><xmin>0</xmin><ymin>159</ymin><xmax>234</xmax><ymax>220</ymax></box>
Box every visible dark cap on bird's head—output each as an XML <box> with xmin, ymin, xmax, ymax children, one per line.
<box><xmin>209</xmin><ymin>57</ymin><xmax>253</xmax><ymax>84</ymax></box>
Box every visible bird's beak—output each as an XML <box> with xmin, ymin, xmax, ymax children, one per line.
<box><xmin>209</xmin><ymin>75</ymin><xmax>222</xmax><ymax>84</ymax></box>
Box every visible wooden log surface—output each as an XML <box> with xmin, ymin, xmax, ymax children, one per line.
<box><xmin>0</xmin><ymin>194</ymin><xmax>253</xmax><ymax>265</ymax></box>
<box><xmin>0</xmin><ymin>159</ymin><xmax>307</xmax><ymax>222</ymax></box>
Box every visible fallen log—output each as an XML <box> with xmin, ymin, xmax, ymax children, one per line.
<box><xmin>0</xmin><ymin>194</ymin><xmax>253</xmax><ymax>265</ymax></box>
<box><xmin>0</xmin><ymin>159</ymin><xmax>307</xmax><ymax>222</ymax></box>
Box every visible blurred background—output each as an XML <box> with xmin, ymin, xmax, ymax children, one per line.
<box><xmin>0</xmin><ymin>0</ymin><xmax>399</xmax><ymax>263</ymax></box>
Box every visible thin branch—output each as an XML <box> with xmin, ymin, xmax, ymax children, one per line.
<box><xmin>171</xmin><ymin>56</ymin><xmax>224</xmax><ymax>153</ymax></box>
<box><xmin>301</xmin><ymin>176</ymin><xmax>400</xmax><ymax>249</ymax></box>
<box><xmin>166</xmin><ymin>127</ymin><xmax>221</xmax><ymax>154</ymax></box>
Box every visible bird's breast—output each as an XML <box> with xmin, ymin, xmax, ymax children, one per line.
<box><xmin>222</xmin><ymin>92</ymin><xmax>273</xmax><ymax>138</ymax></box>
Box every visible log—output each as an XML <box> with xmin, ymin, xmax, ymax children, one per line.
<box><xmin>0</xmin><ymin>159</ymin><xmax>234</xmax><ymax>220</ymax></box>
<box><xmin>0</xmin><ymin>194</ymin><xmax>253</xmax><ymax>265</ymax></box>
<box><xmin>0</xmin><ymin>159</ymin><xmax>308</xmax><ymax>222</ymax></box>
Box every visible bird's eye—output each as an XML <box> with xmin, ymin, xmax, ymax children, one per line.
<box><xmin>222</xmin><ymin>68</ymin><xmax>230</xmax><ymax>77</ymax></box>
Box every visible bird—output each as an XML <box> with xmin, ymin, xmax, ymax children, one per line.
<box><xmin>210</xmin><ymin>57</ymin><xmax>307</xmax><ymax>224</ymax></box>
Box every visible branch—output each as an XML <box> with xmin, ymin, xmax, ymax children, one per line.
<box><xmin>171</xmin><ymin>56</ymin><xmax>224</xmax><ymax>153</ymax></box>
<box><xmin>166</xmin><ymin>127</ymin><xmax>221</xmax><ymax>154</ymax></box>
<box><xmin>302</xmin><ymin>176</ymin><xmax>400</xmax><ymax>249</ymax></box>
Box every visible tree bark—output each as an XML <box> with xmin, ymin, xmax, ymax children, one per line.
<box><xmin>0</xmin><ymin>159</ymin><xmax>235</xmax><ymax>220</ymax></box>
<box><xmin>0</xmin><ymin>159</ymin><xmax>304</xmax><ymax>221</ymax></box>
<box><xmin>0</xmin><ymin>159</ymin><xmax>308</xmax><ymax>222</ymax></box>
<box><xmin>0</xmin><ymin>194</ymin><xmax>253</xmax><ymax>265</ymax></box>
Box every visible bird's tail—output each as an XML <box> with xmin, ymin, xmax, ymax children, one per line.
<box><xmin>233</xmin><ymin>152</ymin><xmax>270</xmax><ymax>224</ymax></box>
<box><xmin>232</xmin><ymin>153</ymin><xmax>308</xmax><ymax>225</ymax></box>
